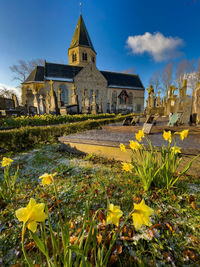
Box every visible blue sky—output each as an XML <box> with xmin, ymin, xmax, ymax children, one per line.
<box><xmin>0</xmin><ymin>0</ymin><xmax>200</xmax><ymax>93</ymax></box>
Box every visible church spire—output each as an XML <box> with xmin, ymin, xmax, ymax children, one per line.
<box><xmin>69</xmin><ymin>14</ymin><xmax>95</xmax><ymax>53</ymax></box>
<box><xmin>68</xmin><ymin>14</ymin><xmax>96</xmax><ymax>67</ymax></box>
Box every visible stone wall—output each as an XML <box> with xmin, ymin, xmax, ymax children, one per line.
<box><xmin>74</xmin><ymin>62</ymin><xmax>108</xmax><ymax>112</ymax></box>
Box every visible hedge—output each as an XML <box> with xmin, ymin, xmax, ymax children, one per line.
<box><xmin>0</xmin><ymin>115</ymin><xmax>129</xmax><ymax>152</ymax></box>
<box><xmin>0</xmin><ymin>113</ymin><xmax>116</xmax><ymax>129</ymax></box>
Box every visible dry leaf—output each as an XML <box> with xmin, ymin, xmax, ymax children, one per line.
<box><xmin>117</xmin><ymin>244</ymin><xmax>123</xmax><ymax>255</ymax></box>
<box><xmin>191</xmin><ymin>201</ymin><xmax>196</xmax><ymax>210</ymax></box>
<box><xmin>97</xmin><ymin>234</ymin><xmax>102</xmax><ymax>245</ymax></box>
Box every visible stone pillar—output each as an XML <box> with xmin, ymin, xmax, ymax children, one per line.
<box><xmin>39</xmin><ymin>95</ymin><xmax>45</xmax><ymax>114</ymax></box>
<box><xmin>156</xmin><ymin>91</ymin><xmax>161</xmax><ymax>107</ymax></box>
<box><xmin>12</xmin><ymin>94</ymin><xmax>19</xmax><ymax>108</ymax></box>
<box><xmin>91</xmin><ymin>92</ymin><xmax>97</xmax><ymax>114</ymax></box>
<box><xmin>49</xmin><ymin>80</ymin><xmax>56</xmax><ymax>113</ymax></box>
<box><xmin>33</xmin><ymin>91</ymin><xmax>39</xmax><ymax>114</ymax></box>
<box><xmin>70</xmin><ymin>84</ymin><xmax>78</xmax><ymax>105</ymax></box>
<box><xmin>21</xmin><ymin>85</ymin><xmax>26</xmax><ymax>106</ymax></box>
<box><xmin>45</xmin><ymin>93</ymin><xmax>50</xmax><ymax>114</ymax></box>
<box><xmin>57</xmin><ymin>88</ymin><xmax>61</xmax><ymax>108</ymax></box>
<box><xmin>182</xmin><ymin>79</ymin><xmax>187</xmax><ymax>98</ymax></box>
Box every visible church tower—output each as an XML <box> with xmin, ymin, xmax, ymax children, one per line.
<box><xmin>68</xmin><ymin>14</ymin><xmax>96</xmax><ymax>67</ymax></box>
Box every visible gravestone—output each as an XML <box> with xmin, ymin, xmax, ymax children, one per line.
<box><xmin>145</xmin><ymin>114</ymin><xmax>154</xmax><ymax>124</ymax></box>
<box><xmin>132</xmin><ymin>116</ymin><xmax>140</xmax><ymax>125</ymax></box>
<box><xmin>66</xmin><ymin>104</ymin><xmax>79</xmax><ymax>114</ymax></box>
<box><xmin>29</xmin><ymin>106</ymin><xmax>37</xmax><ymax>115</ymax></box>
<box><xmin>142</xmin><ymin>123</ymin><xmax>153</xmax><ymax>134</ymax></box>
<box><xmin>168</xmin><ymin>113</ymin><xmax>179</xmax><ymax>126</ymax></box>
<box><xmin>123</xmin><ymin>117</ymin><xmax>132</xmax><ymax>126</ymax></box>
<box><xmin>0</xmin><ymin>96</ymin><xmax>15</xmax><ymax>110</ymax></box>
<box><xmin>179</xmin><ymin>98</ymin><xmax>192</xmax><ymax>125</ymax></box>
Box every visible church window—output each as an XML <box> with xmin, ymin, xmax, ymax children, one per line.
<box><xmin>90</xmin><ymin>89</ymin><xmax>93</xmax><ymax>100</ymax></box>
<box><xmin>60</xmin><ymin>85</ymin><xmax>69</xmax><ymax>106</ymax></box>
<box><xmin>128</xmin><ymin>92</ymin><xmax>133</xmax><ymax>104</ymax></box>
<box><xmin>112</xmin><ymin>91</ymin><xmax>117</xmax><ymax>104</ymax></box>
<box><xmin>82</xmin><ymin>52</ymin><xmax>87</xmax><ymax>61</ymax></box>
<box><xmin>92</xmin><ymin>56</ymin><xmax>95</xmax><ymax>63</ymax></box>
<box><xmin>118</xmin><ymin>90</ymin><xmax>128</xmax><ymax>104</ymax></box>
<box><xmin>137</xmin><ymin>104</ymin><xmax>141</xmax><ymax>112</ymax></box>
<box><xmin>95</xmin><ymin>90</ymin><xmax>99</xmax><ymax>101</ymax></box>
<box><xmin>72</xmin><ymin>53</ymin><xmax>77</xmax><ymax>62</ymax></box>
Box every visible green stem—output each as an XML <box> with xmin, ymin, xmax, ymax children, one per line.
<box><xmin>21</xmin><ymin>224</ymin><xmax>34</xmax><ymax>267</ymax></box>
<box><xmin>103</xmin><ymin>211</ymin><xmax>133</xmax><ymax>266</ymax></box>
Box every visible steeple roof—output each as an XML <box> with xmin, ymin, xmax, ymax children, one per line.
<box><xmin>69</xmin><ymin>14</ymin><xmax>95</xmax><ymax>53</ymax></box>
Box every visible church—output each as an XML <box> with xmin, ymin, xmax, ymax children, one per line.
<box><xmin>21</xmin><ymin>15</ymin><xmax>145</xmax><ymax>115</ymax></box>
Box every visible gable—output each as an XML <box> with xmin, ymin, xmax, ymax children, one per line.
<box><xmin>74</xmin><ymin>62</ymin><xmax>107</xmax><ymax>86</ymax></box>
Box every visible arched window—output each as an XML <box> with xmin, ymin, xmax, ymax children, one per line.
<box><xmin>60</xmin><ymin>85</ymin><xmax>69</xmax><ymax>106</ymax></box>
<box><xmin>95</xmin><ymin>90</ymin><xmax>99</xmax><ymax>101</ymax></box>
<box><xmin>72</xmin><ymin>53</ymin><xmax>77</xmax><ymax>62</ymax></box>
<box><xmin>128</xmin><ymin>92</ymin><xmax>133</xmax><ymax>104</ymax></box>
<box><xmin>82</xmin><ymin>52</ymin><xmax>87</xmax><ymax>61</ymax></box>
<box><xmin>112</xmin><ymin>91</ymin><xmax>117</xmax><ymax>104</ymax></box>
<box><xmin>118</xmin><ymin>90</ymin><xmax>128</xmax><ymax>104</ymax></box>
<box><xmin>91</xmin><ymin>56</ymin><xmax>95</xmax><ymax>63</ymax></box>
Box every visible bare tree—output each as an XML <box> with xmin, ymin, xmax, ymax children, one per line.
<box><xmin>175</xmin><ymin>59</ymin><xmax>188</xmax><ymax>90</ymax></box>
<box><xmin>149</xmin><ymin>71</ymin><xmax>161</xmax><ymax>95</ymax></box>
<box><xmin>161</xmin><ymin>62</ymin><xmax>173</xmax><ymax>96</ymax></box>
<box><xmin>10</xmin><ymin>59</ymin><xmax>44</xmax><ymax>84</ymax></box>
<box><xmin>186</xmin><ymin>59</ymin><xmax>197</xmax><ymax>91</ymax></box>
<box><xmin>0</xmin><ymin>86</ymin><xmax>16</xmax><ymax>98</ymax></box>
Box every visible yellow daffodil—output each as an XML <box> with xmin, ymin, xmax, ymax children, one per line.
<box><xmin>135</xmin><ymin>130</ymin><xmax>144</xmax><ymax>142</ymax></box>
<box><xmin>171</xmin><ymin>146</ymin><xmax>181</xmax><ymax>154</ymax></box>
<box><xmin>163</xmin><ymin>130</ymin><xmax>172</xmax><ymax>143</ymax></box>
<box><xmin>122</xmin><ymin>162</ymin><xmax>133</xmax><ymax>173</ymax></box>
<box><xmin>129</xmin><ymin>140</ymin><xmax>142</xmax><ymax>151</ymax></box>
<box><xmin>39</xmin><ymin>172</ymin><xmax>57</xmax><ymax>186</ymax></box>
<box><xmin>175</xmin><ymin>129</ymin><xmax>189</xmax><ymax>141</ymax></box>
<box><xmin>15</xmin><ymin>198</ymin><xmax>47</xmax><ymax>232</ymax></box>
<box><xmin>106</xmin><ymin>203</ymin><xmax>123</xmax><ymax>226</ymax></box>
<box><xmin>120</xmin><ymin>143</ymin><xmax>126</xmax><ymax>152</ymax></box>
<box><xmin>1</xmin><ymin>157</ymin><xmax>13</xmax><ymax>168</ymax></box>
<box><xmin>132</xmin><ymin>199</ymin><xmax>154</xmax><ymax>230</ymax></box>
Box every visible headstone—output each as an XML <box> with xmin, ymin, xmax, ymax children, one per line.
<box><xmin>179</xmin><ymin>98</ymin><xmax>192</xmax><ymax>125</ymax></box>
<box><xmin>168</xmin><ymin>113</ymin><xmax>179</xmax><ymax>126</ymax></box>
<box><xmin>66</xmin><ymin>104</ymin><xmax>79</xmax><ymax>114</ymax></box>
<box><xmin>123</xmin><ymin>117</ymin><xmax>132</xmax><ymax>126</ymax></box>
<box><xmin>131</xmin><ymin>116</ymin><xmax>140</xmax><ymax>125</ymax></box>
<box><xmin>29</xmin><ymin>106</ymin><xmax>37</xmax><ymax>115</ymax></box>
<box><xmin>142</xmin><ymin>123</ymin><xmax>153</xmax><ymax>134</ymax></box>
<box><xmin>145</xmin><ymin>114</ymin><xmax>154</xmax><ymax>124</ymax></box>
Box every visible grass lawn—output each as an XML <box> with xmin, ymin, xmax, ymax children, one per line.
<box><xmin>0</xmin><ymin>143</ymin><xmax>200</xmax><ymax>266</ymax></box>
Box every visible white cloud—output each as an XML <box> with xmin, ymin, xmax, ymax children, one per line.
<box><xmin>126</xmin><ymin>32</ymin><xmax>184</xmax><ymax>62</ymax></box>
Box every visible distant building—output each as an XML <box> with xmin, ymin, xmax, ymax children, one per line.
<box><xmin>21</xmin><ymin>15</ymin><xmax>145</xmax><ymax>114</ymax></box>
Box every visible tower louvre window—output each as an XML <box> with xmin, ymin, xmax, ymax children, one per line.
<box><xmin>82</xmin><ymin>52</ymin><xmax>87</xmax><ymax>61</ymax></box>
<box><xmin>72</xmin><ymin>53</ymin><xmax>77</xmax><ymax>62</ymax></box>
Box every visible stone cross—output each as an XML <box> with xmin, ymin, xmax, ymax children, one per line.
<box><xmin>49</xmin><ymin>80</ymin><xmax>54</xmax><ymax>90</ymax></box>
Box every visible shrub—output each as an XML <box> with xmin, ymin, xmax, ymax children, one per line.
<box><xmin>0</xmin><ymin>113</ymin><xmax>116</xmax><ymax>129</ymax></box>
<box><xmin>0</xmin><ymin>115</ymin><xmax>128</xmax><ymax>152</ymax></box>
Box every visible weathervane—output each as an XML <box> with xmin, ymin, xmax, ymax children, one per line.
<box><xmin>80</xmin><ymin>2</ymin><xmax>82</xmax><ymax>14</ymax></box>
